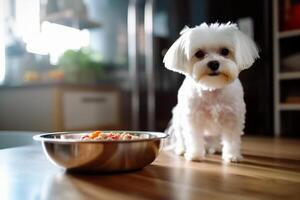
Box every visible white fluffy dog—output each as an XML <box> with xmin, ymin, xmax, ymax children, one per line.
<box><xmin>163</xmin><ymin>23</ymin><xmax>259</xmax><ymax>162</ymax></box>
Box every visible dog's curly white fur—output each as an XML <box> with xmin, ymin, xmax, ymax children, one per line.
<box><xmin>163</xmin><ymin>23</ymin><xmax>259</xmax><ymax>162</ymax></box>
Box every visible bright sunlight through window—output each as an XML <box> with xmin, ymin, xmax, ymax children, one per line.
<box><xmin>27</xmin><ymin>22</ymin><xmax>90</xmax><ymax>64</ymax></box>
<box><xmin>14</xmin><ymin>0</ymin><xmax>90</xmax><ymax>65</ymax></box>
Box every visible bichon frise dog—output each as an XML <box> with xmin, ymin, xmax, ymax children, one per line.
<box><xmin>163</xmin><ymin>23</ymin><xmax>259</xmax><ymax>162</ymax></box>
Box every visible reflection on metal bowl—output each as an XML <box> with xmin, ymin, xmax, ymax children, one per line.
<box><xmin>33</xmin><ymin>131</ymin><xmax>168</xmax><ymax>173</ymax></box>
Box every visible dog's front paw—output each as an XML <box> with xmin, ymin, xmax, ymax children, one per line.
<box><xmin>184</xmin><ymin>152</ymin><xmax>205</xmax><ymax>162</ymax></box>
<box><xmin>222</xmin><ymin>153</ymin><xmax>243</xmax><ymax>163</ymax></box>
<box><xmin>174</xmin><ymin>147</ymin><xmax>185</xmax><ymax>156</ymax></box>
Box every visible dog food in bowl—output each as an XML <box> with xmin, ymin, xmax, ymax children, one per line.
<box><xmin>81</xmin><ymin>130</ymin><xmax>140</xmax><ymax>141</ymax></box>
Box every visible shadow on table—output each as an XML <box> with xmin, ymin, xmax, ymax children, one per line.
<box><xmin>42</xmin><ymin>164</ymin><xmax>203</xmax><ymax>200</ymax></box>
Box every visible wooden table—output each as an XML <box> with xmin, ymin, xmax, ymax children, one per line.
<box><xmin>0</xmin><ymin>137</ymin><xmax>300</xmax><ymax>200</ymax></box>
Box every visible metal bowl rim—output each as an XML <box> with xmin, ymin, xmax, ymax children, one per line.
<box><xmin>33</xmin><ymin>131</ymin><xmax>169</xmax><ymax>144</ymax></box>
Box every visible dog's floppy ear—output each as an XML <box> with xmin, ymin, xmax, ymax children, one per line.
<box><xmin>234</xmin><ymin>29</ymin><xmax>259</xmax><ymax>70</ymax></box>
<box><xmin>163</xmin><ymin>27</ymin><xmax>190</xmax><ymax>74</ymax></box>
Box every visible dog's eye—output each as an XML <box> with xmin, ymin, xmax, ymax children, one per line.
<box><xmin>220</xmin><ymin>48</ymin><xmax>230</xmax><ymax>56</ymax></box>
<box><xmin>195</xmin><ymin>50</ymin><xmax>205</xmax><ymax>59</ymax></box>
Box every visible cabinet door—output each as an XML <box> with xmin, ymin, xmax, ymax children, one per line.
<box><xmin>62</xmin><ymin>90</ymin><xmax>120</xmax><ymax>130</ymax></box>
<box><xmin>0</xmin><ymin>87</ymin><xmax>54</xmax><ymax>131</ymax></box>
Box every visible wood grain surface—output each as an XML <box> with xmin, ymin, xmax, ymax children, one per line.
<box><xmin>0</xmin><ymin>136</ymin><xmax>299</xmax><ymax>200</ymax></box>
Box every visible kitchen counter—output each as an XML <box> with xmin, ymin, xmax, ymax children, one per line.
<box><xmin>0</xmin><ymin>136</ymin><xmax>300</xmax><ymax>200</ymax></box>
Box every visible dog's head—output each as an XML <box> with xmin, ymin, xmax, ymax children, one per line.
<box><xmin>163</xmin><ymin>23</ymin><xmax>259</xmax><ymax>90</ymax></box>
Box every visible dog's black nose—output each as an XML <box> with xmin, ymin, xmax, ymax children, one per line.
<box><xmin>207</xmin><ymin>60</ymin><xmax>220</xmax><ymax>71</ymax></box>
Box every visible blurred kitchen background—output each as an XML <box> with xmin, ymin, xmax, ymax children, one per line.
<box><xmin>0</xmin><ymin>0</ymin><xmax>299</xmax><ymax>137</ymax></box>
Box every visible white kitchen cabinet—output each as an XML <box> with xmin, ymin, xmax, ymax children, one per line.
<box><xmin>0</xmin><ymin>85</ymin><xmax>122</xmax><ymax>131</ymax></box>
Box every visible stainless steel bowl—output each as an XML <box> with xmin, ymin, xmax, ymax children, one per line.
<box><xmin>33</xmin><ymin>131</ymin><xmax>168</xmax><ymax>173</ymax></box>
